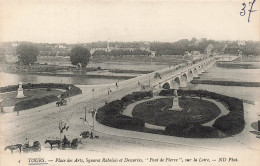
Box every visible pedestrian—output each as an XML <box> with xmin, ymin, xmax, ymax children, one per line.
<box><xmin>90</xmin><ymin>131</ymin><xmax>93</xmax><ymax>139</ymax></box>
<box><xmin>24</xmin><ymin>138</ymin><xmax>29</xmax><ymax>148</ymax></box>
<box><xmin>79</xmin><ymin>134</ymin><xmax>83</xmax><ymax>143</ymax></box>
<box><xmin>63</xmin><ymin>135</ymin><xmax>69</xmax><ymax>145</ymax></box>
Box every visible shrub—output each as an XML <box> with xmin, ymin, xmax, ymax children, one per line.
<box><xmin>96</xmin><ymin>95</ymin><xmax>145</xmax><ymax>132</ymax></box>
<box><xmin>164</xmin><ymin>123</ymin><xmax>220</xmax><ymax>138</ymax></box>
<box><xmin>0</xmin><ymin>85</ymin><xmax>19</xmax><ymax>93</ymax></box>
<box><xmin>14</xmin><ymin>95</ymin><xmax>58</xmax><ymax>111</ymax></box>
<box><xmin>121</xmin><ymin>91</ymin><xmax>153</xmax><ymax>103</ymax></box>
<box><xmin>213</xmin><ymin>113</ymin><xmax>245</xmax><ymax>136</ymax></box>
<box><xmin>102</xmin><ymin>115</ymin><xmax>144</xmax><ymax>131</ymax></box>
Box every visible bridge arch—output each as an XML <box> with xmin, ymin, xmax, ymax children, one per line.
<box><xmin>162</xmin><ymin>82</ymin><xmax>170</xmax><ymax>89</ymax></box>
<box><xmin>197</xmin><ymin>66</ymin><xmax>202</xmax><ymax>74</ymax></box>
<box><xmin>193</xmin><ymin>68</ymin><xmax>199</xmax><ymax>77</ymax></box>
<box><xmin>180</xmin><ymin>73</ymin><xmax>188</xmax><ymax>87</ymax></box>
<box><xmin>187</xmin><ymin>70</ymin><xmax>193</xmax><ymax>81</ymax></box>
<box><xmin>171</xmin><ymin>77</ymin><xmax>180</xmax><ymax>89</ymax></box>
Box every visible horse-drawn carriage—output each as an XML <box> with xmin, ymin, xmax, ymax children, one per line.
<box><xmin>60</xmin><ymin>138</ymin><xmax>81</xmax><ymax>150</ymax></box>
<box><xmin>56</xmin><ymin>98</ymin><xmax>67</xmax><ymax>107</ymax></box>
<box><xmin>22</xmin><ymin>141</ymin><xmax>41</xmax><ymax>153</ymax></box>
<box><xmin>4</xmin><ymin>141</ymin><xmax>41</xmax><ymax>154</ymax></box>
<box><xmin>45</xmin><ymin>138</ymin><xmax>81</xmax><ymax>150</ymax></box>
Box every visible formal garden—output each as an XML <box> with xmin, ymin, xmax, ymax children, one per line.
<box><xmin>132</xmin><ymin>97</ymin><xmax>221</xmax><ymax>126</ymax></box>
<box><xmin>0</xmin><ymin>83</ymin><xmax>82</xmax><ymax>111</ymax></box>
<box><xmin>96</xmin><ymin>89</ymin><xmax>245</xmax><ymax>138</ymax></box>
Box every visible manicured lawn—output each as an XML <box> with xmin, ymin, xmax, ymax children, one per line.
<box><xmin>132</xmin><ymin>97</ymin><xmax>221</xmax><ymax>126</ymax></box>
<box><xmin>1</xmin><ymin>89</ymin><xmax>63</xmax><ymax>107</ymax></box>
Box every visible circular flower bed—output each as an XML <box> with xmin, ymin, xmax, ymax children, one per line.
<box><xmin>132</xmin><ymin>97</ymin><xmax>221</xmax><ymax>126</ymax></box>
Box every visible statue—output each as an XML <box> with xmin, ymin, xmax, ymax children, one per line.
<box><xmin>169</xmin><ymin>89</ymin><xmax>182</xmax><ymax>111</ymax></box>
<box><xmin>16</xmin><ymin>82</ymin><xmax>25</xmax><ymax>98</ymax></box>
<box><xmin>173</xmin><ymin>89</ymin><xmax>178</xmax><ymax>97</ymax></box>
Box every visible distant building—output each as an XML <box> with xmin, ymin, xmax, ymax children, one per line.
<box><xmin>150</xmin><ymin>51</ymin><xmax>156</xmax><ymax>57</ymax></box>
<box><xmin>11</xmin><ymin>42</ymin><xmax>20</xmax><ymax>47</ymax></box>
<box><xmin>58</xmin><ymin>44</ymin><xmax>67</xmax><ymax>49</ymax></box>
<box><xmin>238</xmin><ymin>40</ymin><xmax>246</xmax><ymax>46</ymax></box>
<box><xmin>204</xmin><ymin>44</ymin><xmax>214</xmax><ymax>55</ymax></box>
<box><xmin>90</xmin><ymin>41</ymin><xmax>156</xmax><ymax>56</ymax></box>
<box><xmin>140</xmin><ymin>42</ymin><xmax>151</xmax><ymax>51</ymax></box>
<box><xmin>184</xmin><ymin>51</ymin><xmax>203</xmax><ymax>61</ymax></box>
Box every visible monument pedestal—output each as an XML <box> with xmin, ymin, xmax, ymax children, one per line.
<box><xmin>16</xmin><ymin>82</ymin><xmax>25</xmax><ymax>98</ymax></box>
<box><xmin>169</xmin><ymin>97</ymin><xmax>183</xmax><ymax>111</ymax></box>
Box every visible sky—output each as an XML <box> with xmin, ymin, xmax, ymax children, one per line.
<box><xmin>0</xmin><ymin>0</ymin><xmax>259</xmax><ymax>43</ymax></box>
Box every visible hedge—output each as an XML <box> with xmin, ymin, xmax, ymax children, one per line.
<box><xmin>102</xmin><ymin>115</ymin><xmax>144</xmax><ymax>131</ymax></box>
<box><xmin>96</xmin><ymin>92</ymin><xmax>153</xmax><ymax>131</ymax></box>
<box><xmin>159</xmin><ymin>89</ymin><xmax>245</xmax><ymax>137</ymax></box>
<box><xmin>164</xmin><ymin>123</ymin><xmax>219</xmax><ymax>138</ymax></box>
<box><xmin>121</xmin><ymin>91</ymin><xmax>153</xmax><ymax>103</ymax></box>
<box><xmin>14</xmin><ymin>95</ymin><xmax>58</xmax><ymax>111</ymax></box>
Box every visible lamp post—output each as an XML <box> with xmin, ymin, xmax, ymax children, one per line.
<box><xmin>84</xmin><ymin>106</ymin><xmax>87</xmax><ymax>121</ymax></box>
<box><xmin>149</xmin><ymin>75</ymin><xmax>150</xmax><ymax>87</ymax></box>
<box><xmin>92</xmin><ymin>88</ymin><xmax>95</xmax><ymax>112</ymax></box>
<box><xmin>92</xmin><ymin>88</ymin><xmax>95</xmax><ymax>131</ymax></box>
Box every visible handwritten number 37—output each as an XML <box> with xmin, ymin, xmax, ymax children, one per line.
<box><xmin>240</xmin><ymin>0</ymin><xmax>257</xmax><ymax>22</ymax></box>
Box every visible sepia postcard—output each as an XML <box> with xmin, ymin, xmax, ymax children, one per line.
<box><xmin>0</xmin><ymin>0</ymin><xmax>260</xmax><ymax>165</ymax></box>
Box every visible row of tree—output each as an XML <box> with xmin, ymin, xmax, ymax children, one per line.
<box><xmin>9</xmin><ymin>39</ymin><xmax>260</xmax><ymax>66</ymax></box>
<box><xmin>151</xmin><ymin>39</ymin><xmax>260</xmax><ymax>56</ymax></box>
<box><xmin>16</xmin><ymin>43</ymin><xmax>90</xmax><ymax>67</ymax></box>
<box><xmin>92</xmin><ymin>49</ymin><xmax>151</xmax><ymax>56</ymax></box>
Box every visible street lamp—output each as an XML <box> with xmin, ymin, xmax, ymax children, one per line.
<box><xmin>92</xmin><ymin>88</ymin><xmax>95</xmax><ymax>112</ymax></box>
<box><xmin>92</xmin><ymin>88</ymin><xmax>96</xmax><ymax>131</ymax></box>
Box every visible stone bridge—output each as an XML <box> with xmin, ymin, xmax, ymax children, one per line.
<box><xmin>152</xmin><ymin>57</ymin><xmax>216</xmax><ymax>89</ymax></box>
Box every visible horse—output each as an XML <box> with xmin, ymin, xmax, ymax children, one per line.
<box><xmin>4</xmin><ymin>144</ymin><xmax>22</xmax><ymax>154</ymax></box>
<box><xmin>45</xmin><ymin>140</ymin><xmax>61</xmax><ymax>150</ymax></box>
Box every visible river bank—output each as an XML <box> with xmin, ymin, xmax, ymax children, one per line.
<box><xmin>216</xmin><ymin>62</ymin><xmax>260</xmax><ymax>69</ymax></box>
<box><xmin>0</xmin><ymin>63</ymin><xmax>145</xmax><ymax>80</ymax></box>
<box><xmin>191</xmin><ymin>79</ymin><xmax>260</xmax><ymax>87</ymax></box>
<box><xmin>2</xmin><ymin>70</ymin><xmax>135</xmax><ymax>80</ymax></box>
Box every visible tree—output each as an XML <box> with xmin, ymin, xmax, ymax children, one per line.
<box><xmin>70</xmin><ymin>46</ymin><xmax>91</xmax><ymax>68</ymax></box>
<box><xmin>16</xmin><ymin>43</ymin><xmax>39</xmax><ymax>65</ymax></box>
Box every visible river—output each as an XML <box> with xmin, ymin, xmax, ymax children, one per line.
<box><xmin>1</xmin><ymin>63</ymin><xmax>260</xmax><ymax>102</ymax></box>
<box><xmin>0</xmin><ymin>72</ymin><xmax>122</xmax><ymax>87</ymax></box>
<box><xmin>189</xmin><ymin>64</ymin><xmax>260</xmax><ymax>102</ymax></box>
